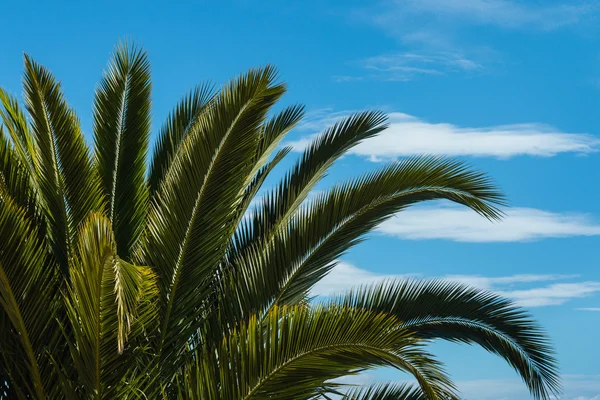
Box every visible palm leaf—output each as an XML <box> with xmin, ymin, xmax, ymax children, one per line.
<box><xmin>93</xmin><ymin>42</ymin><xmax>151</xmax><ymax>258</ymax></box>
<box><xmin>232</xmin><ymin>111</ymin><xmax>388</xmax><ymax>257</ymax></box>
<box><xmin>0</xmin><ymin>197</ymin><xmax>58</xmax><ymax>399</ymax></box>
<box><xmin>220</xmin><ymin>157</ymin><xmax>504</xmax><ymax>324</ymax></box>
<box><xmin>0</xmin><ymin>127</ymin><xmax>37</xmax><ymax>215</ymax></box>
<box><xmin>334</xmin><ymin>280</ymin><xmax>561</xmax><ymax>400</ymax></box>
<box><xmin>24</xmin><ymin>55</ymin><xmax>104</xmax><ymax>276</ymax></box>
<box><xmin>149</xmin><ymin>83</ymin><xmax>216</xmax><ymax>194</ymax></box>
<box><xmin>0</xmin><ymin>88</ymin><xmax>35</xmax><ymax>170</ymax></box>
<box><xmin>343</xmin><ymin>382</ymin><xmax>431</xmax><ymax>400</ymax></box>
<box><xmin>63</xmin><ymin>213</ymin><xmax>157</xmax><ymax>399</ymax></box>
<box><xmin>183</xmin><ymin>305</ymin><xmax>457</xmax><ymax>400</ymax></box>
<box><xmin>139</xmin><ymin>66</ymin><xmax>285</xmax><ymax>371</ymax></box>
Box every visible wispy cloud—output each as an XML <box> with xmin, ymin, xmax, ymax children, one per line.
<box><xmin>332</xmin><ymin>75</ymin><xmax>365</xmax><ymax>83</ymax></box>
<box><xmin>387</xmin><ymin>0</ymin><xmax>596</xmax><ymax>31</ymax></box>
<box><xmin>348</xmin><ymin>0</ymin><xmax>598</xmax><ymax>74</ymax></box>
<box><xmin>364</xmin><ymin>0</ymin><xmax>597</xmax><ymax>45</ymax></box>
<box><xmin>578</xmin><ymin>307</ymin><xmax>600</xmax><ymax>312</ymax></box>
<box><xmin>455</xmin><ymin>375</ymin><xmax>600</xmax><ymax>400</ymax></box>
<box><xmin>312</xmin><ymin>262</ymin><xmax>600</xmax><ymax>308</ymax></box>
<box><xmin>377</xmin><ymin>206</ymin><xmax>600</xmax><ymax>242</ymax></box>
<box><xmin>291</xmin><ymin>110</ymin><xmax>600</xmax><ymax>159</ymax></box>
<box><xmin>337</xmin><ymin>51</ymin><xmax>483</xmax><ymax>82</ymax></box>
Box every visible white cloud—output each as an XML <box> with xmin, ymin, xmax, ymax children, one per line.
<box><xmin>577</xmin><ymin>307</ymin><xmax>600</xmax><ymax>312</ymax></box>
<box><xmin>292</xmin><ymin>111</ymin><xmax>600</xmax><ymax>159</ymax></box>
<box><xmin>310</xmin><ymin>262</ymin><xmax>417</xmax><ymax>297</ymax></box>
<box><xmin>377</xmin><ymin>206</ymin><xmax>600</xmax><ymax>242</ymax></box>
<box><xmin>499</xmin><ymin>282</ymin><xmax>600</xmax><ymax>307</ymax></box>
<box><xmin>312</xmin><ymin>262</ymin><xmax>600</xmax><ymax>308</ymax></box>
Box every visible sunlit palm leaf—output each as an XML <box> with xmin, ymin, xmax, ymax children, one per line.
<box><xmin>140</xmin><ymin>66</ymin><xmax>285</xmax><ymax>372</ymax></box>
<box><xmin>149</xmin><ymin>83</ymin><xmax>216</xmax><ymax>194</ymax></box>
<box><xmin>24</xmin><ymin>56</ymin><xmax>104</xmax><ymax>276</ymax></box>
<box><xmin>184</xmin><ymin>305</ymin><xmax>456</xmax><ymax>400</ymax></box>
<box><xmin>93</xmin><ymin>42</ymin><xmax>151</xmax><ymax>258</ymax></box>
<box><xmin>63</xmin><ymin>213</ymin><xmax>157</xmax><ymax>398</ymax></box>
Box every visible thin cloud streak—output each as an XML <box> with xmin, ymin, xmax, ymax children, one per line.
<box><xmin>337</xmin><ymin>52</ymin><xmax>484</xmax><ymax>82</ymax></box>
<box><xmin>388</xmin><ymin>0</ymin><xmax>596</xmax><ymax>31</ymax></box>
<box><xmin>291</xmin><ymin>111</ymin><xmax>600</xmax><ymax>159</ymax></box>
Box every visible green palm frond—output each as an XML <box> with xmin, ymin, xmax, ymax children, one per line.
<box><xmin>220</xmin><ymin>157</ymin><xmax>504</xmax><ymax>325</ymax></box>
<box><xmin>183</xmin><ymin>305</ymin><xmax>457</xmax><ymax>400</ymax></box>
<box><xmin>0</xmin><ymin>88</ymin><xmax>35</xmax><ymax>170</ymax></box>
<box><xmin>149</xmin><ymin>83</ymin><xmax>216</xmax><ymax>194</ymax></box>
<box><xmin>139</xmin><ymin>66</ymin><xmax>286</xmax><ymax>369</ymax></box>
<box><xmin>63</xmin><ymin>213</ymin><xmax>157</xmax><ymax>399</ymax></box>
<box><xmin>0</xmin><ymin>42</ymin><xmax>561</xmax><ymax>399</ymax></box>
<box><xmin>0</xmin><ymin>127</ymin><xmax>36</xmax><ymax>214</ymax></box>
<box><xmin>250</xmin><ymin>104</ymin><xmax>305</xmax><ymax>177</ymax></box>
<box><xmin>334</xmin><ymin>280</ymin><xmax>561</xmax><ymax>400</ymax></box>
<box><xmin>232</xmin><ymin>111</ymin><xmax>388</xmax><ymax>257</ymax></box>
<box><xmin>343</xmin><ymin>382</ymin><xmax>431</xmax><ymax>400</ymax></box>
<box><xmin>23</xmin><ymin>55</ymin><xmax>105</xmax><ymax>277</ymax></box>
<box><xmin>93</xmin><ymin>42</ymin><xmax>151</xmax><ymax>258</ymax></box>
<box><xmin>0</xmin><ymin>197</ymin><xmax>58</xmax><ymax>399</ymax></box>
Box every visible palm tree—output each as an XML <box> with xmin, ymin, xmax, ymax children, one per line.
<box><xmin>0</xmin><ymin>42</ymin><xmax>560</xmax><ymax>400</ymax></box>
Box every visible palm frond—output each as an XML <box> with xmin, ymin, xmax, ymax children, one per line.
<box><xmin>93</xmin><ymin>42</ymin><xmax>151</xmax><ymax>258</ymax></box>
<box><xmin>63</xmin><ymin>213</ymin><xmax>158</xmax><ymax>398</ymax></box>
<box><xmin>231</xmin><ymin>111</ymin><xmax>388</xmax><ymax>257</ymax></box>
<box><xmin>0</xmin><ymin>196</ymin><xmax>59</xmax><ymax>399</ymax></box>
<box><xmin>343</xmin><ymin>382</ymin><xmax>432</xmax><ymax>400</ymax></box>
<box><xmin>221</xmin><ymin>157</ymin><xmax>504</xmax><ymax>324</ymax></box>
<box><xmin>334</xmin><ymin>280</ymin><xmax>561</xmax><ymax>400</ymax></box>
<box><xmin>139</xmin><ymin>65</ymin><xmax>286</xmax><ymax>374</ymax></box>
<box><xmin>149</xmin><ymin>83</ymin><xmax>216</xmax><ymax>194</ymax></box>
<box><xmin>250</xmin><ymin>103</ymin><xmax>305</xmax><ymax>177</ymax></box>
<box><xmin>0</xmin><ymin>127</ymin><xmax>37</xmax><ymax>215</ymax></box>
<box><xmin>24</xmin><ymin>55</ymin><xmax>105</xmax><ymax>277</ymax></box>
<box><xmin>0</xmin><ymin>87</ymin><xmax>35</xmax><ymax>170</ymax></box>
<box><xmin>183</xmin><ymin>305</ymin><xmax>457</xmax><ymax>400</ymax></box>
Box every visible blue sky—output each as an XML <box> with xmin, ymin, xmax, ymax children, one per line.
<box><xmin>2</xmin><ymin>1</ymin><xmax>600</xmax><ymax>398</ymax></box>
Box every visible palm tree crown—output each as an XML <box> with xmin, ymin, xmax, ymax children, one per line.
<box><xmin>0</xmin><ymin>43</ymin><xmax>560</xmax><ymax>399</ymax></box>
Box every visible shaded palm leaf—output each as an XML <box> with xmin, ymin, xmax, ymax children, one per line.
<box><xmin>0</xmin><ymin>88</ymin><xmax>35</xmax><ymax>170</ymax></box>
<box><xmin>0</xmin><ymin>197</ymin><xmax>58</xmax><ymax>399</ymax></box>
<box><xmin>220</xmin><ymin>157</ymin><xmax>504</xmax><ymax>325</ymax></box>
<box><xmin>333</xmin><ymin>280</ymin><xmax>561</xmax><ymax>400</ymax></box>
